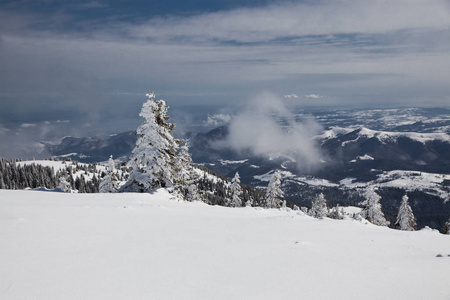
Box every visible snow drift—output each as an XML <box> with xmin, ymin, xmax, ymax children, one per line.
<box><xmin>1</xmin><ymin>189</ymin><xmax>450</xmax><ymax>300</ymax></box>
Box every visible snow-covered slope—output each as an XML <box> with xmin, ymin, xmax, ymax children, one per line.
<box><xmin>320</xmin><ymin>126</ymin><xmax>450</xmax><ymax>145</ymax></box>
<box><xmin>16</xmin><ymin>159</ymin><xmax>109</xmax><ymax>184</ymax></box>
<box><xmin>1</xmin><ymin>189</ymin><xmax>450</xmax><ymax>300</ymax></box>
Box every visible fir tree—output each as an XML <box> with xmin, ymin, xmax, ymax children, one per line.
<box><xmin>329</xmin><ymin>205</ymin><xmax>345</xmax><ymax>220</ymax></box>
<box><xmin>309</xmin><ymin>193</ymin><xmax>328</xmax><ymax>218</ymax></box>
<box><xmin>228</xmin><ymin>172</ymin><xmax>243</xmax><ymax>207</ymax></box>
<box><xmin>0</xmin><ymin>172</ymin><xmax>5</xmax><ymax>189</ymax></box>
<box><xmin>265</xmin><ymin>170</ymin><xmax>284</xmax><ymax>208</ymax></box>
<box><xmin>120</xmin><ymin>91</ymin><xmax>182</xmax><ymax>192</ymax></box>
<box><xmin>395</xmin><ymin>194</ymin><xmax>416</xmax><ymax>231</ymax></box>
<box><xmin>360</xmin><ymin>187</ymin><xmax>389</xmax><ymax>226</ymax></box>
<box><xmin>99</xmin><ymin>155</ymin><xmax>120</xmax><ymax>193</ymax></box>
<box><xmin>57</xmin><ymin>174</ymin><xmax>72</xmax><ymax>193</ymax></box>
<box><xmin>443</xmin><ymin>218</ymin><xmax>450</xmax><ymax>235</ymax></box>
<box><xmin>175</xmin><ymin>142</ymin><xmax>202</xmax><ymax>202</ymax></box>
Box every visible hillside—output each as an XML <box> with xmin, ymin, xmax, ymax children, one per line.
<box><xmin>1</xmin><ymin>189</ymin><xmax>450</xmax><ymax>300</ymax></box>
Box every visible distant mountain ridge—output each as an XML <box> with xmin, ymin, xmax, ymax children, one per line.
<box><xmin>43</xmin><ymin>131</ymin><xmax>137</xmax><ymax>163</ymax></box>
<box><xmin>319</xmin><ymin>127</ymin><xmax>450</xmax><ymax>180</ymax></box>
<box><xmin>35</xmin><ymin>123</ymin><xmax>450</xmax><ymax>231</ymax></box>
<box><xmin>42</xmin><ymin>125</ymin><xmax>450</xmax><ymax>179</ymax></box>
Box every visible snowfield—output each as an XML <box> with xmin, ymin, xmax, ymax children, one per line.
<box><xmin>1</xmin><ymin>189</ymin><xmax>450</xmax><ymax>300</ymax></box>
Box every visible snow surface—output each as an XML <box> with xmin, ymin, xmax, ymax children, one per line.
<box><xmin>16</xmin><ymin>160</ymin><xmax>79</xmax><ymax>172</ymax></box>
<box><xmin>255</xmin><ymin>170</ymin><xmax>339</xmax><ymax>187</ymax></box>
<box><xmin>219</xmin><ymin>159</ymin><xmax>249</xmax><ymax>165</ymax></box>
<box><xmin>16</xmin><ymin>160</ymin><xmax>109</xmax><ymax>183</ymax></box>
<box><xmin>316</xmin><ymin>126</ymin><xmax>354</xmax><ymax>142</ymax></box>
<box><xmin>319</xmin><ymin>126</ymin><xmax>449</xmax><ymax>146</ymax></box>
<box><xmin>355</xmin><ymin>127</ymin><xmax>449</xmax><ymax>144</ymax></box>
<box><xmin>2</xmin><ymin>189</ymin><xmax>450</xmax><ymax>300</ymax></box>
<box><xmin>357</xmin><ymin>154</ymin><xmax>375</xmax><ymax>160</ymax></box>
<box><xmin>341</xmin><ymin>170</ymin><xmax>450</xmax><ymax>201</ymax></box>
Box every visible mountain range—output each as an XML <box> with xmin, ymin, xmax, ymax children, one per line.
<box><xmin>36</xmin><ymin>108</ymin><xmax>450</xmax><ymax>230</ymax></box>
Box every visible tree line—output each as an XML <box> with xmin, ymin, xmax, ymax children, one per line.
<box><xmin>0</xmin><ymin>158</ymin><xmax>100</xmax><ymax>193</ymax></box>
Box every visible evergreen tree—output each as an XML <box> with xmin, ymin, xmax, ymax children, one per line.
<box><xmin>395</xmin><ymin>194</ymin><xmax>416</xmax><ymax>231</ymax></box>
<box><xmin>99</xmin><ymin>155</ymin><xmax>120</xmax><ymax>193</ymax></box>
<box><xmin>360</xmin><ymin>187</ymin><xmax>389</xmax><ymax>226</ymax></box>
<box><xmin>120</xmin><ymin>91</ymin><xmax>182</xmax><ymax>192</ymax></box>
<box><xmin>309</xmin><ymin>193</ymin><xmax>328</xmax><ymax>218</ymax></box>
<box><xmin>443</xmin><ymin>218</ymin><xmax>450</xmax><ymax>235</ymax></box>
<box><xmin>228</xmin><ymin>172</ymin><xmax>243</xmax><ymax>207</ymax></box>
<box><xmin>57</xmin><ymin>174</ymin><xmax>72</xmax><ymax>193</ymax></box>
<box><xmin>329</xmin><ymin>205</ymin><xmax>345</xmax><ymax>220</ymax></box>
<box><xmin>0</xmin><ymin>172</ymin><xmax>5</xmax><ymax>189</ymax></box>
<box><xmin>265</xmin><ymin>170</ymin><xmax>284</xmax><ymax>208</ymax></box>
<box><xmin>175</xmin><ymin>142</ymin><xmax>202</xmax><ymax>202</ymax></box>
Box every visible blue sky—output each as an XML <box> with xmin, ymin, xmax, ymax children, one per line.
<box><xmin>1</xmin><ymin>0</ymin><xmax>450</xmax><ymax>144</ymax></box>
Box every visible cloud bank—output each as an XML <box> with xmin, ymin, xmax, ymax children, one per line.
<box><xmin>224</xmin><ymin>92</ymin><xmax>323</xmax><ymax>170</ymax></box>
<box><xmin>0</xmin><ymin>0</ymin><xmax>450</xmax><ymax>156</ymax></box>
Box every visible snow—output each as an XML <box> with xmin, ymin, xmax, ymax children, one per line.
<box><xmin>16</xmin><ymin>160</ymin><xmax>77</xmax><ymax>172</ymax></box>
<box><xmin>17</xmin><ymin>159</ymin><xmax>108</xmax><ymax>181</ymax></box>
<box><xmin>337</xmin><ymin>171</ymin><xmax>450</xmax><ymax>201</ymax></box>
<box><xmin>318</xmin><ymin>126</ymin><xmax>449</xmax><ymax>146</ymax></box>
<box><xmin>357</xmin><ymin>154</ymin><xmax>374</xmax><ymax>160</ymax></box>
<box><xmin>339</xmin><ymin>170</ymin><xmax>450</xmax><ymax>200</ymax></box>
<box><xmin>255</xmin><ymin>171</ymin><xmax>339</xmax><ymax>187</ymax></box>
<box><xmin>358</xmin><ymin>127</ymin><xmax>449</xmax><ymax>144</ymax></box>
<box><xmin>340</xmin><ymin>177</ymin><xmax>357</xmax><ymax>185</ymax></box>
<box><xmin>219</xmin><ymin>159</ymin><xmax>249</xmax><ymax>165</ymax></box>
<box><xmin>316</xmin><ymin>126</ymin><xmax>354</xmax><ymax>142</ymax></box>
<box><xmin>2</xmin><ymin>189</ymin><xmax>449</xmax><ymax>300</ymax></box>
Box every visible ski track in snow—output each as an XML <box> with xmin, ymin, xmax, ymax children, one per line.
<box><xmin>1</xmin><ymin>189</ymin><xmax>450</xmax><ymax>300</ymax></box>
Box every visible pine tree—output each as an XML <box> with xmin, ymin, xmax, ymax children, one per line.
<box><xmin>99</xmin><ymin>155</ymin><xmax>120</xmax><ymax>193</ymax></box>
<box><xmin>443</xmin><ymin>218</ymin><xmax>450</xmax><ymax>235</ymax></box>
<box><xmin>265</xmin><ymin>170</ymin><xmax>284</xmax><ymax>208</ymax></box>
<box><xmin>0</xmin><ymin>172</ymin><xmax>5</xmax><ymax>189</ymax></box>
<box><xmin>329</xmin><ymin>205</ymin><xmax>345</xmax><ymax>220</ymax></box>
<box><xmin>309</xmin><ymin>193</ymin><xmax>328</xmax><ymax>218</ymax></box>
<box><xmin>175</xmin><ymin>142</ymin><xmax>203</xmax><ymax>201</ymax></box>
<box><xmin>120</xmin><ymin>91</ymin><xmax>182</xmax><ymax>192</ymax></box>
<box><xmin>228</xmin><ymin>172</ymin><xmax>243</xmax><ymax>207</ymax></box>
<box><xmin>395</xmin><ymin>194</ymin><xmax>416</xmax><ymax>231</ymax></box>
<box><xmin>57</xmin><ymin>174</ymin><xmax>72</xmax><ymax>193</ymax></box>
<box><xmin>360</xmin><ymin>187</ymin><xmax>389</xmax><ymax>226</ymax></box>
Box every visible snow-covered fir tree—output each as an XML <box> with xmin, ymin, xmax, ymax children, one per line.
<box><xmin>443</xmin><ymin>218</ymin><xmax>450</xmax><ymax>235</ymax></box>
<box><xmin>228</xmin><ymin>172</ymin><xmax>243</xmax><ymax>207</ymax></box>
<box><xmin>309</xmin><ymin>193</ymin><xmax>328</xmax><ymax>218</ymax></box>
<box><xmin>120</xmin><ymin>92</ymin><xmax>183</xmax><ymax>192</ymax></box>
<box><xmin>176</xmin><ymin>142</ymin><xmax>202</xmax><ymax>202</ymax></box>
<box><xmin>329</xmin><ymin>205</ymin><xmax>345</xmax><ymax>220</ymax></box>
<box><xmin>57</xmin><ymin>175</ymin><xmax>72</xmax><ymax>193</ymax></box>
<box><xmin>359</xmin><ymin>187</ymin><xmax>389</xmax><ymax>226</ymax></box>
<box><xmin>280</xmin><ymin>199</ymin><xmax>287</xmax><ymax>211</ymax></box>
<box><xmin>265</xmin><ymin>170</ymin><xmax>284</xmax><ymax>208</ymax></box>
<box><xmin>99</xmin><ymin>155</ymin><xmax>120</xmax><ymax>193</ymax></box>
<box><xmin>395</xmin><ymin>194</ymin><xmax>416</xmax><ymax>231</ymax></box>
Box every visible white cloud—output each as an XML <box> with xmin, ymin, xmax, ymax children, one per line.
<box><xmin>222</xmin><ymin>92</ymin><xmax>323</xmax><ymax>170</ymax></box>
<box><xmin>305</xmin><ymin>94</ymin><xmax>323</xmax><ymax>99</ymax></box>
<box><xmin>206</xmin><ymin>114</ymin><xmax>232</xmax><ymax>127</ymax></box>
<box><xmin>129</xmin><ymin>1</ymin><xmax>450</xmax><ymax>43</ymax></box>
<box><xmin>20</xmin><ymin>123</ymin><xmax>37</xmax><ymax>128</ymax></box>
<box><xmin>284</xmin><ymin>94</ymin><xmax>299</xmax><ymax>98</ymax></box>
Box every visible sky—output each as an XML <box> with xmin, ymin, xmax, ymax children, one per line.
<box><xmin>1</xmin><ymin>0</ymin><xmax>450</xmax><ymax>153</ymax></box>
